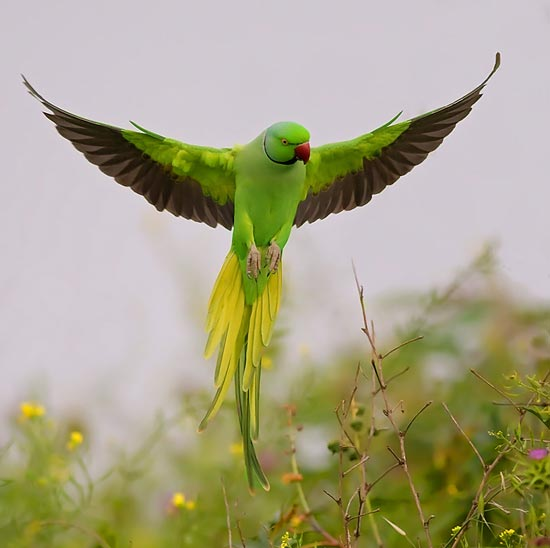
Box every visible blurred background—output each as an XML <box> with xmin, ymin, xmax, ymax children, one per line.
<box><xmin>1</xmin><ymin>0</ymin><xmax>549</xmax><ymax>450</ymax></box>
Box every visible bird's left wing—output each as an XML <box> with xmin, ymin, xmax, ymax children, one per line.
<box><xmin>24</xmin><ymin>77</ymin><xmax>237</xmax><ymax>229</ymax></box>
<box><xmin>294</xmin><ymin>53</ymin><xmax>500</xmax><ymax>227</ymax></box>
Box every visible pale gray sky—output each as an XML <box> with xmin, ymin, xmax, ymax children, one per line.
<box><xmin>1</xmin><ymin>1</ymin><xmax>549</xmax><ymax>441</ymax></box>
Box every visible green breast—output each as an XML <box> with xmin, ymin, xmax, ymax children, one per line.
<box><xmin>234</xmin><ymin>135</ymin><xmax>306</xmax><ymax>247</ymax></box>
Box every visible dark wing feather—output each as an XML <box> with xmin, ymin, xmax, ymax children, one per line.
<box><xmin>24</xmin><ymin>77</ymin><xmax>235</xmax><ymax>229</ymax></box>
<box><xmin>295</xmin><ymin>53</ymin><xmax>500</xmax><ymax>227</ymax></box>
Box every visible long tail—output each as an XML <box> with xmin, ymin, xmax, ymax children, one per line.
<box><xmin>198</xmin><ymin>249</ymin><xmax>282</xmax><ymax>492</ymax></box>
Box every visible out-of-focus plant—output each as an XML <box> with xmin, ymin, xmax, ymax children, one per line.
<box><xmin>1</xmin><ymin>247</ymin><xmax>549</xmax><ymax>547</ymax></box>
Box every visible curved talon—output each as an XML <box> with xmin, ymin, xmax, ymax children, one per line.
<box><xmin>247</xmin><ymin>244</ymin><xmax>261</xmax><ymax>279</ymax></box>
<box><xmin>266</xmin><ymin>242</ymin><xmax>281</xmax><ymax>273</ymax></box>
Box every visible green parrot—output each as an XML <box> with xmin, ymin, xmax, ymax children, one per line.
<box><xmin>24</xmin><ymin>53</ymin><xmax>500</xmax><ymax>491</ymax></box>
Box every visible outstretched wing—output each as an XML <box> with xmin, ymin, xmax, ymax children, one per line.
<box><xmin>24</xmin><ymin>77</ymin><xmax>236</xmax><ymax>229</ymax></box>
<box><xmin>295</xmin><ymin>53</ymin><xmax>500</xmax><ymax>227</ymax></box>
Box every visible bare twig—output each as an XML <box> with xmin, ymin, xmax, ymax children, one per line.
<box><xmin>352</xmin><ymin>264</ymin><xmax>377</xmax><ymax>354</ymax></box>
<box><xmin>381</xmin><ymin>336</ymin><xmax>424</xmax><ymax>360</ymax></box>
<box><xmin>344</xmin><ymin>487</ymin><xmax>360</xmax><ymax>521</ymax></box>
<box><xmin>342</xmin><ymin>455</ymin><xmax>370</xmax><ymax>477</ymax></box>
<box><xmin>221</xmin><ymin>479</ymin><xmax>233</xmax><ymax>548</ymax></box>
<box><xmin>354</xmin><ymin>270</ymin><xmax>433</xmax><ymax>548</ymax></box>
<box><xmin>372</xmin><ymin>366</ymin><xmax>410</xmax><ymax>396</ymax></box>
<box><xmin>397</xmin><ymin>431</ymin><xmax>434</xmax><ymax>545</ymax></box>
<box><xmin>470</xmin><ymin>369</ymin><xmax>521</xmax><ymax>412</ymax></box>
<box><xmin>403</xmin><ymin>401</ymin><xmax>433</xmax><ymax>436</ymax></box>
<box><xmin>348</xmin><ymin>508</ymin><xmax>380</xmax><ymax>522</ymax></box>
<box><xmin>370</xmin><ymin>360</ymin><xmax>385</xmax><ymax>391</ymax></box>
<box><xmin>335</xmin><ymin>402</ymin><xmax>361</xmax><ymax>458</ymax></box>
<box><xmin>442</xmin><ymin>403</ymin><xmax>486</xmax><ymax>469</ymax></box>
<box><xmin>367</xmin><ymin>463</ymin><xmax>401</xmax><ymax>492</ymax></box>
<box><xmin>323</xmin><ymin>489</ymin><xmax>341</xmax><ymax>506</ymax></box>
<box><xmin>235</xmin><ymin>517</ymin><xmax>246</xmax><ymax>548</ymax></box>
<box><xmin>386</xmin><ymin>446</ymin><xmax>403</xmax><ymax>465</ymax></box>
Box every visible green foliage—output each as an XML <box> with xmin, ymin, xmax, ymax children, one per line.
<box><xmin>1</xmin><ymin>249</ymin><xmax>549</xmax><ymax>547</ymax></box>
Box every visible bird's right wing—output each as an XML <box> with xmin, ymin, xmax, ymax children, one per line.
<box><xmin>24</xmin><ymin>77</ymin><xmax>237</xmax><ymax>229</ymax></box>
<box><xmin>295</xmin><ymin>53</ymin><xmax>500</xmax><ymax>227</ymax></box>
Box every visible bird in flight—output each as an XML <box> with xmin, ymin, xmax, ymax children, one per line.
<box><xmin>24</xmin><ymin>53</ymin><xmax>500</xmax><ymax>492</ymax></box>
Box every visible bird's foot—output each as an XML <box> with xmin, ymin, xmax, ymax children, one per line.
<box><xmin>266</xmin><ymin>241</ymin><xmax>281</xmax><ymax>273</ymax></box>
<box><xmin>247</xmin><ymin>244</ymin><xmax>261</xmax><ymax>279</ymax></box>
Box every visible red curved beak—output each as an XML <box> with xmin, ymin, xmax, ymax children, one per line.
<box><xmin>294</xmin><ymin>142</ymin><xmax>310</xmax><ymax>164</ymax></box>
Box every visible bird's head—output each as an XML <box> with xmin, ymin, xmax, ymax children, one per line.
<box><xmin>263</xmin><ymin>122</ymin><xmax>310</xmax><ymax>165</ymax></box>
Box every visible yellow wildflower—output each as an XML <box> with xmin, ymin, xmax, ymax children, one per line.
<box><xmin>498</xmin><ymin>529</ymin><xmax>520</xmax><ymax>546</ymax></box>
<box><xmin>451</xmin><ymin>525</ymin><xmax>461</xmax><ymax>535</ymax></box>
<box><xmin>66</xmin><ymin>431</ymin><xmax>84</xmax><ymax>451</ymax></box>
<box><xmin>290</xmin><ymin>514</ymin><xmax>304</xmax><ymax>528</ymax></box>
<box><xmin>280</xmin><ymin>531</ymin><xmax>291</xmax><ymax>548</ymax></box>
<box><xmin>171</xmin><ymin>492</ymin><xmax>195</xmax><ymax>511</ymax></box>
<box><xmin>172</xmin><ymin>492</ymin><xmax>186</xmax><ymax>508</ymax></box>
<box><xmin>19</xmin><ymin>401</ymin><xmax>45</xmax><ymax>421</ymax></box>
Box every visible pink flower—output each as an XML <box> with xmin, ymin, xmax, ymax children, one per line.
<box><xmin>528</xmin><ymin>448</ymin><xmax>549</xmax><ymax>460</ymax></box>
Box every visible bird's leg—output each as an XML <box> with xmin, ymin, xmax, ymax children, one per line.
<box><xmin>247</xmin><ymin>244</ymin><xmax>261</xmax><ymax>279</ymax></box>
<box><xmin>266</xmin><ymin>241</ymin><xmax>281</xmax><ymax>273</ymax></box>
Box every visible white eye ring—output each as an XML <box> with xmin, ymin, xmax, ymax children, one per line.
<box><xmin>281</xmin><ymin>138</ymin><xmax>288</xmax><ymax>145</ymax></box>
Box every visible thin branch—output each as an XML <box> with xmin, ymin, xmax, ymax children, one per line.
<box><xmin>381</xmin><ymin>336</ymin><xmax>424</xmax><ymax>360</ymax></box>
<box><xmin>221</xmin><ymin>479</ymin><xmax>233</xmax><ymax>548</ymax></box>
<box><xmin>344</xmin><ymin>487</ymin><xmax>360</xmax><ymax>520</ymax></box>
<box><xmin>342</xmin><ymin>455</ymin><xmax>369</xmax><ymax>477</ymax></box>
<box><xmin>442</xmin><ymin>403</ymin><xmax>486</xmax><ymax>469</ymax></box>
<box><xmin>335</xmin><ymin>404</ymin><xmax>361</xmax><ymax>457</ymax></box>
<box><xmin>371</xmin><ymin>360</ymin><xmax>386</xmax><ymax>391</ymax></box>
<box><xmin>235</xmin><ymin>517</ymin><xmax>246</xmax><ymax>548</ymax></box>
<box><xmin>354</xmin><ymin>268</ymin><xmax>434</xmax><ymax>547</ymax></box>
<box><xmin>352</xmin><ymin>263</ymin><xmax>377</xmax><ymax>353</ymax></box>
<box><xmin>397</xmin><ymin>431</ymin><xmax>434</xmax><ymax>546</ymax></box>
<box><xmin>323</xmin><ymin>489</ymin><xmax>341</xmax><ymax>506</ymax></box>
<box><xmin>367</xmin><ymin>463</ymin><xmax>401</xmax><ymax>492</ymax></box>
<box><xmin>470</xmin><ymin>369</ymin><xmax>521</xmax><ymax>412</ymax></box>
<box><xmin>403</xmin><ymin>401</ymin><xmax>433</xmax><ymax>436</ymax></box>
<box><xmin>348</xmin><ymin>508</ymin><xmax>380</xmax><ymax>522</ymax></box>
<box><xmin>386</xmin><ymin>445</ymin><xmax>403</xmax><ymax>465</ymax></box>
<box><xmin>372</xmin><ymin>366</ymin><xmax>410</xmax><ymax>395</ymax></box>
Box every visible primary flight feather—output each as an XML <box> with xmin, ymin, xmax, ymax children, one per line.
<box><xmin>24</xmin><ymin>52</ymin><xmax>500</xmax><ymax>491</ymax></box>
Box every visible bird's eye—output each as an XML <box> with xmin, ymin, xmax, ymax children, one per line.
<box><xmin>281</xmin><ymin>138</ymin><xmax>288</xmax><ymax>145</ymax></box>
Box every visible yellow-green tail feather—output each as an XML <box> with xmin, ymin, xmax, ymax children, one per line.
<box><xmin>199</xmin><ymin>249</ymin><xmax>282</xmax><ymax>492</ymax></box>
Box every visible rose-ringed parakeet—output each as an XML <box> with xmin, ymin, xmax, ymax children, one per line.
<box><xmin>24</xmin><ymin>53</ymin><xmax>500</xmax><ymax>491</ymax></box>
